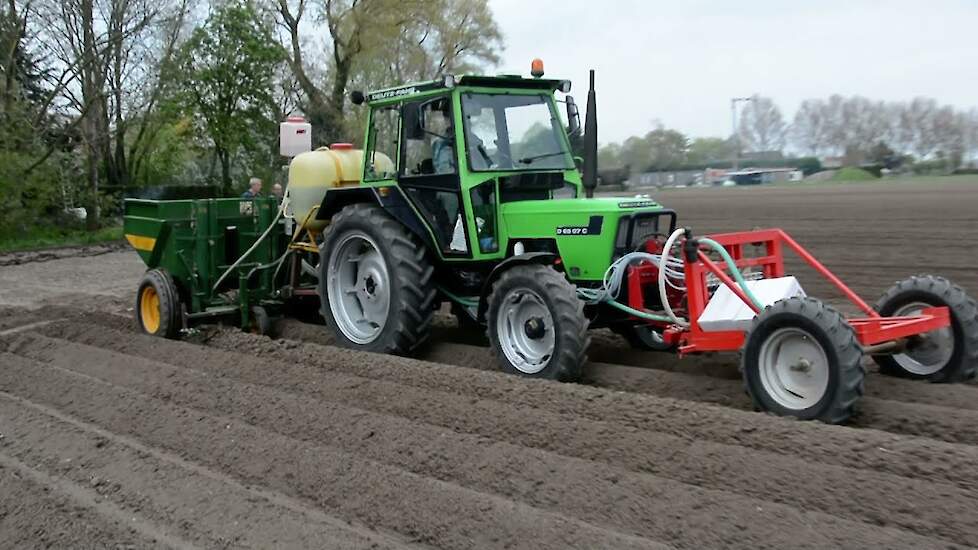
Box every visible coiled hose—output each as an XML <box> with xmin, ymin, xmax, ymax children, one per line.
<box><xmin>577</xmin><ymin>228</ymin><xmax>765</xmax><ymax>326</ymax></box>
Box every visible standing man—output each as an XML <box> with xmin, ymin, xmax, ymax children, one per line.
<box><xmin>271</xmin><ymin>182</ymin><xmax>284</xmax><ymax>203</ymax></box>
<box><xmin>241</xmin><ymin>177</ymin><xmax>262</xmax><ymax>198</ymax></box>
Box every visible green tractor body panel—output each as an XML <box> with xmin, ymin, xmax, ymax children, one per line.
<box><xmin>501</xmin><ymin>198</ymin><xmax>671</xmax><ymax>280</ymax></box>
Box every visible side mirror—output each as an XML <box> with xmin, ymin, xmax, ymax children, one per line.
<box><xmin>566</xmin><ymin>95</ymin><xmax>581</xmax><ymax>136</ymax></box>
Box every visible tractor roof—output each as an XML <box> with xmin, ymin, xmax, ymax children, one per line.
<box><xmin>364</xmin><ymin>74</ymin><xmax>570</xmax><ymax>105</ymax></box>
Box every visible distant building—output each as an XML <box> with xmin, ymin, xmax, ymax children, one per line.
<box><xmin>628</xmin><ymin>167</ymin><xmax>802</xmax><ymax>189</ymax></box>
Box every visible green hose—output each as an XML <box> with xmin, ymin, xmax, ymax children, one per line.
<box><xmin>604</xmin><ymin>298</ymin><xmax>674</xmax><ymax>323</ymax></box>
<box><xmin>698</xmin><ymin>237</ymin><xmax>765</xmax><ymax>310</ymax></box>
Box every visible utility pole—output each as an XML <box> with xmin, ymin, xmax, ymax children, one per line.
<box><xmin>731</xmin><ymin>96</ymin><xmax>752</xmax><ymax>171</ymax></box>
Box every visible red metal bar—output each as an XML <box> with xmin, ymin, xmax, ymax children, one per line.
<box><xmin>679</xmin><ymin>330</ymin><xmax>745</xmax><ymax>354</ymax></box>
<box><xmin>776</xmin><ymin>230</ymin><xmax>879</xmax><ymax>317</ymax></box>
<box><xmin>626</xmin><ymin>265</ymin><xmax>645</xmax><ymax>312</ymax></box>
<box><xmin>849</xmin><ymin>306</ymin><xmax>949</xmax><ymax>345</ymax></box>
<box><xmin>696</xmin><ymin>251</ymin><xmax>761</xmax><ymax>314</ymax></box>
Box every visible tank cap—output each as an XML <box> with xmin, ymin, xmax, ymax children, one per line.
<box><xmin>330</xmin><ymin>143</ymin><xmax>354</xmax><ymax>150</ymax></box>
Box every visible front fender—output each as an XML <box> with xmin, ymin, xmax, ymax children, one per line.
<box><xmin>477</xmin><ymin>252</ymin><xmax>560</xmax><ymax>321</ymax></box>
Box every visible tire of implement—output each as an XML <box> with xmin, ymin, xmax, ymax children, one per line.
<box><xmin>742</xmin><ymin>296</ymin><xmax>865</xmax><ymax>424</ymax></box>
<box><xmin>872</xmin><ymin>275</ymin><xmax>978</xmax><ymax>382</ymax></box>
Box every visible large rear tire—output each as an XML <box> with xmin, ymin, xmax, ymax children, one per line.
<box><xmin>135</xmin><ymin>268</ymin><xmax>182</xmax><ymax>339</ymax></box>
<box><xmin>872</xmin><ymin>275</ymin><xmax>978</xmax><ymax>382</ymax></box>
<box><xmin>742</xmin><ymin>297</ymin><xmax>864</xmax><ymax>424</ymax></box>
<box><xmin>319</xmin><ymin>203</ymin><xmax>436</xmax><ymax>355</ymax></box>
<box><xmin>486</xmin><ymin>264</ymin><xmax>589</xmax><ymax>382</ymax></box>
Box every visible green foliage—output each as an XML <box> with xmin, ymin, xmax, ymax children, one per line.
<box><xmin>0</xmin><ymin>225</ymin><xmax>123</xmax><ymax>254</ymax></box>
<box><xmin>0</xmin><ymin>149</ymin><xmax>65</xmax><ymax>238</ymax></box>
<box><xmin>795</xmin><ymin>157</ymin><xmax>822</xmax><ymax>175</ymax></box>
<box><xmin>687</xmin><ymin>137</ymin><xmax>735</xmax><ymax>165</ymax></box>
<box><xmin>600</xmin><ymin>125</ymin><xmax>691</xmax><ymax>173</ymax></box>
<box><xmin>831</xmin><ymin>167</ymin><xmax>878</xmax><ymax>181</ymax></box>
<box><xmin>177</xmin><ymin>1</ymin><xmax>284</xmax><ymax>194</ymax></box>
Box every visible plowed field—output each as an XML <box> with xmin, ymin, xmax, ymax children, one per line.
<box><xmin>2</xmin><ymin>180</ymin><xmax>977</xmax><ymax>549</ymax></box>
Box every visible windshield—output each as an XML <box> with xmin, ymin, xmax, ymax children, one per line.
<box><xmin>460</xmin><ymin>93</ymin><xmax>573</xmax><ymax>172</ymax></box>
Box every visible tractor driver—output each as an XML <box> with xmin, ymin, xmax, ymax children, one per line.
<box><xmin>427</xmin><ymin>104</ymin><xmax>456</xmax><ymax>175</ymax></box>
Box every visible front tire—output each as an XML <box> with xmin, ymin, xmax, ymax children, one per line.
<box><xmin>742</xmin><ymin>297</ymin><xmax>864</xmax><ymax>424</ymax></box>
<box><xmin>487</xmin><ymin>264</ymin><xmax>589</xmax><ymax>382</ymax></box>
<box><xmin>319</xmin><ymin>204</ymin><xmax>436</xmax><ymax>354</ymax></box>
<box><xmin>872</xmin><ymin>275</ymin><xmax>978</xmax><ymax>382</ymax></box>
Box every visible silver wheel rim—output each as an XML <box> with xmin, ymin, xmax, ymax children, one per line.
<box><xmin>892</xmin><ymin>301</ymin><xmax>954</xmax><ymax>375</ymax></box>
<box><xmin>326</xmin><ymin>231</ymin><xmax>390</xmax><ymax>345</ymax></box>
<box><xmin>758</xmin><ymin>327</ymin><xmax>830</xmax><ymax>410</ymax></box>
<box><xmin>496</xmin><ymin>288</ymin><xmax>555</xmax><ymax>374</ymax></box>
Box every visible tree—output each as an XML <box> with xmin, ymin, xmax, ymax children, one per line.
<box><xmin>645</xmin><ymin>125</ymin><xmax>689</xmax><ymax>171</ymax></box>
<box><xmin>272</xmin><ymin>0</ymin><xmax>501</xmax><ymax>145</ymax></box>
<box><xmin>178</xmin><ymin>1</ymin><xmax>284</xmax><ymax>194</ymax></box>
<box><xmin>28</xmin><ymin>0</ymin><xmax>192</xmax><ymax>228</ymax></box>
<box><xmin>790</xmin><ymin>99</ymin><xmax>829</xmax><ymax>156</ymax></box>
<box><xmin>597</xmin><ymin>142</ymin><xmax>623</xmax><ymax>169</ymax></box>
<box><xmin>739</xmin><ymin>95</ymin><xmax>786</xmax><ymax>152</ymax></box>
<box><xmin>687</xmin><ymin>136</ymin><xmax>734</xmax><ymax>165</ymax></box>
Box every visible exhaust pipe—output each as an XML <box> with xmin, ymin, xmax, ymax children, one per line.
<box><xmin>582</xmin><ymin>69</ymin><xmax>598</xmax><ymax>198</ymax></box>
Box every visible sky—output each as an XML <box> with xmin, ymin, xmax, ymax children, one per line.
<box><xmin>488</xmin><ymin>0</ymin><xmax>978</xmax><ymax>144</ymax></box>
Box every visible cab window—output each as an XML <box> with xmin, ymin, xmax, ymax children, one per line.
<box><xmin>364</xmin><ymin>105</ymin><xmax>399</xmax><ymax>181</ymax></box>
<box><xmin>402</xmin><ymin>97</ymin><xmax>457</xmax><ymax>176</ymax></box>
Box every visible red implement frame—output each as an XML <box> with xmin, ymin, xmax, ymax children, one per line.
<box><xmin>630</xmin><ymin>228</ymin><xmax>951</xmax><ymax>354</ymax></box>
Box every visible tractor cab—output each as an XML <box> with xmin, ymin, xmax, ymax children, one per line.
<box><xmin>345</xmin><ymin>67</ymin><xmax>675</xmax><ymax>286</ymax></box>
<box><xmin>350</xmin><ymin>72</ymin><xmax>586</xmax><ymax>262</ymax></box>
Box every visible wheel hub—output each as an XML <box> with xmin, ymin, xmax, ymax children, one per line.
<box><xmin>757</xmin><ymin>327</ymin><xmax>830</xmax><ymax>410</ymax></box>
<box><xmin>524</xmin><ymin>317</ymin><xmax>546</xmax><ymax>340</ymax></box>
<box><xmin>327</xmin><ymin>232</ymin><xmax>391</xmax><ymax>345</ymax></box>
<box><xmin>495</xmin><ymin>289</ymin><xmax>555</xmax><ymax>374</ymax></box>
<box><xmin>891</xmin><ymin>302</ymin><xmax>954</xmax><ymax>375</ymax></box>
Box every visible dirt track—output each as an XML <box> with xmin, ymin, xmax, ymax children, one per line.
<box><xmin>2</xmin><ymin>180</ymin><xmax>978</xmax><ymax>549</ymax></box>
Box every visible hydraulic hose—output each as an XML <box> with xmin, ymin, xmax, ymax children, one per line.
<box><xmin>212</xmin><ymin>206</ymin><xmax>284</xmax><ymax>292</ymax></box>
<box><xmin>698</xmin><ymin>237</ymin><xmax>764</xmax><ymax>310</ymax></box>
<box><xmin>658</xmin><ymin>228</ymin><xmax>689</xmax><ymax>327</ymax></box>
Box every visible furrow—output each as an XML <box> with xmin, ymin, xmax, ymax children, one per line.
<box><xmin>13</xmin><ymin>329</ymin><xmax>978</xmax><ymax>546</ymax></box>
<box><xmin>0</xmin><ymin>391</ymin><xmax>408</xmax><ymax>550</ymax></box>
<box><xmin>0</xmin><ymin>352</ymin><xmax>667</xmax><ymax>550</ymax></box>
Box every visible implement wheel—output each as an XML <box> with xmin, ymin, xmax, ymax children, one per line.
<box><xmin>742</xmin><ymin>297</ymin><xmax>864</xmax><ymax>424</ymax></box>
<box><xmin>135</xmin><ymin>268</ymin><xmax>182</xmax><ymax>339</ymax></box>
<box><xmin>873</xmin><ymin>275</ymin><xmax>978</xmax><ymax>382</ymax></box>
<box><xmin>613</xmin><ymin>324</ymin><xmax>675</xmax><ymax>352</ymax></box>
<box><xmin>319</xmin><ymin>203</ymin><xmax>436</xmax><ymax>354</ymax></box>
<box><xmin>487</xmin><ymin>264</ymin><xmax>589</xmax><ymax>382</ymax></box>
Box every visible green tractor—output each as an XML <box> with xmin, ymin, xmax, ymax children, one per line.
<box><xmin>125</xmin><ymin>61</ymin><xmax>978</xmax><ymax>424</ymax></box>
<box><xmin>302</xmin><ymin>66</ymin><xmax>667</xmax><ymax>381</ymax></box>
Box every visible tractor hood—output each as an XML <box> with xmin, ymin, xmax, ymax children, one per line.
<box><xmin>499</xmin><ymin>197</ymin><xmax>674</xmax><ymax>281</ymax></box>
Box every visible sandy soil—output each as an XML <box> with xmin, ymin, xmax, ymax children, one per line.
<box><xmin>2</xmin><ymin>180</ymin><xmax>977</xmax><ymax>549</ymax></box>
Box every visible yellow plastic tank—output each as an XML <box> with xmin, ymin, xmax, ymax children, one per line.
<box><xmin>287</xmin><ymin>144</ymin><xmax>393</xmax><ymax>230</ymax></box>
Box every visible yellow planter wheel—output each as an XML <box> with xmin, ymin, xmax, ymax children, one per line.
<box><xmin>136</xmin><ymin>268</ymin><xmax>182</xmax><ymax>338</ymax></box>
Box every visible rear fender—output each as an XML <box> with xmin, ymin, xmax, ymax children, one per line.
<box><xmin>316</xmin><ymin>186</ymin><xmax>435</xmax><ymax>251</ymax></box>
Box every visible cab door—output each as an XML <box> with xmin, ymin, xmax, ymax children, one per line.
<box><xmin>397</xmin><ymin>95</ymin><xmax>471</xmax><ymax>258</ymax></box>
